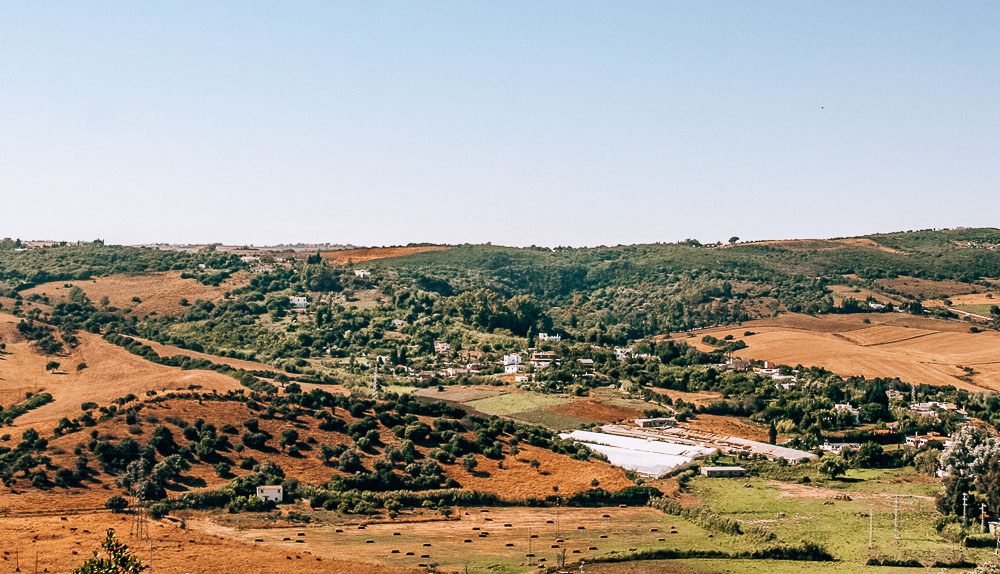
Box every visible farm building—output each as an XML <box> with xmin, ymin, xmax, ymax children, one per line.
<box><xmin>256</xmin><ymin>485</ymin><xmax>283</xmax><ymax>503</ymax></box>
<box><xmin>635</xmin><ymin>417</ymin><xmax>676</xmax><ymax>428</ymax></box>
<box><xmin>354</xmin><ymin>269</ymin><xmax>371</xmax><ymax>278</ymax></box>
<box><xmin>530</xmin><ymin>351</ymin><xmax>558</xmax><ymax>369</ymax></box>
<box><xmin>701</xmin><ymin>466</ymin><xmax>746</xmax><ymax>478</ymax></box>
<box><xmin>905</xmin><ymin>432</ymin><xmax>951</xmax><ymax>448</ymax></box>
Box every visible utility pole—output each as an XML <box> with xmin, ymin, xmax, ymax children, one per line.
<box><xmin>984</xmin><ymin>503</ymin><xmax>988</xmax><ymax>532</ymax></box>
<box><xmin>964</xmin><ymin>492</ymin><xmax>969</xmax><ymax>525</ymax></box>
<box><xmin>372</xmin><ymin>361</ymin><xmax>379</xmax><ymax>400</ymax></box>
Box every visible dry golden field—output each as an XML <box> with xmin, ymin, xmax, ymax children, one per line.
<box><xmin>0</xmin><ymin>314</ymin><xmax>241</xmax><ymax>434</ymax></box>
<box><xmin>0</xmin><ymin>512</ymin><xmax>416</xmax><ymax>574</ymax></box>
<box><xmin>21</xmin><ymin>271</ymin><xmax>248</xmax><ymax>316</ymax></box>
<box><xmin>677</xmin><ymin>312</ymin><xmax>1000</xmax><ymax>391</ymax></box>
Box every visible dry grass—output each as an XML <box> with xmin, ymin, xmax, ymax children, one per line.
<box><xmin>443</xmin><ymin>444</ymin><xmax>633</xmax><ymax>499</ymax></box>
<box><xmin>21</xmin><ymin>271</ymin><xmax>248</xmax><ymax>317</ymax></box>
<box><xmin>727</xmin><ymin>237</ymin><xmax>903</xmax><ymax>254</ymax></box>
<box><xmin>130</xmin><ymin>337</ymin><xmax>279</xmax><ymax>374</ymax></box>
<box><xmin>875</xmin><ymin>276</ymin><xmax>981</xmax><ymax>299</ymax></box>
<box><xmin>0</xmin><ymin>512</ymin><xmax>410</xmax><ymax>574</ymax></box>
<box><xmin>678</xmin><ymin>313</ymin><xmax>1000</xmax><ymax>391</ymax></box>
<box><xmin>0</xmin><ymin>314</ymin><xmax>240</xmax><ymax>434</ymax></box>
<box><xmin>926</xmin><ymin>291</ymin><xmax>1000</xmax><ymax>308</ymax></box>
<box><xmin>835</xmin><ymin>325</ymin><xmax>937</xmax><ymax>346</ymax></box>
<box><xmin>644</xmin><ymin>388</ymin><xmax>723</xmax><ymax>408</ymax></box>
<box><xmin>320</xmin><ymin>246</ymin><xmax>449</xmax><ymax>265</ymax></box>
<box><xmin>826</xmin><ymin>284</ymin><xmax>901</xmax><ymax>307</ymax></box>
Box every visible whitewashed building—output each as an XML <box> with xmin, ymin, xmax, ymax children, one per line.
<box><xmin>256</xmin><ymin>485</ymin><xmax>283</xmax><ymax>503</ymax></box>
<box><xmin>289</xmin><ymin>296</ymin><xmax>308</xmax><ymax>308</ymax></box>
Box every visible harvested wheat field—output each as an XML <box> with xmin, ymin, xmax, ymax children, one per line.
<box><xmin>678</xmin><ymin>313</ymin><xmax>1000</xmax><ymax>391</ymax></box>
<box><xmin>320</xmin><ymin>246</ymin><xmax>449</xmax><ymax>265</ymax></box>
<box><xmin>926</xmin><ymin>291</ymin><xmax>1000</xmax><ymax>308</ymax></box>
<box><xmin>200</xmin><ymin>505</ymin><xmax>700</xmax><ymax>574</ymax></box>
<box><xmin>21</xmin><ymin>271</ymin><xmax>248</xmax><ymax>316</ymax></box>
<box><xmin>0</xmin><ymin>313</ymin><xmax>241</xmax><ymax>433</ymax></box>
<box><xmin>0</xmin><ymin>512</ymin><xmax>410</xmax><ymax>574</ymax></box>
<box><xmin>443</xmin><ymin>443</ymin><xmax>633</xmax><ymax>499</ymax></box>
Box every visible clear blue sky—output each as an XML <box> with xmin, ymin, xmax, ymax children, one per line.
<box><xmin>1</xmin><ymin>2</ymin><xmax>998</xmax><ymax>246</ymax></box>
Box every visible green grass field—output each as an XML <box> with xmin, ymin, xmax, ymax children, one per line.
<box><xmin>688</xmin><ymin>466</ymin><xmax>993</xmax><ymax>568</ymax></box>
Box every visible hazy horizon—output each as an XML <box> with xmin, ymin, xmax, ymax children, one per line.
<box><xmin>3</xmin><ymin>3</ymin><xmax>998</xmax><ymax>247</ymax></box>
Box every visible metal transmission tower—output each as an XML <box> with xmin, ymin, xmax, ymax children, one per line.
<box><xmin>372</xmin><ymin>361</ymin><xmax>380</xmax><ymax>400</ymax></box>
<box><xmin>129</xmin><ymin>481</ymin><xmax>150</xmax><ymax>540</ymax></box>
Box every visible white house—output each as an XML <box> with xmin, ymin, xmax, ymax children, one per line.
<box><xmin>905</xmin><ymin>432</ymin><xmax>951</xmax><ymax>448</ymax></box>
<box><xmin>256</xmin><ymin>485</ymin><xmax>283</xmax><ymax>503</ymax></box>
<box><xmin>614</xmin><ymin>347</ymin><xmax>632</xmax><ymax>361</ymax></box>
<box><xmin>354</xmin><ymin>269</ymin><xmax>371</xmax><ymax>278</ymax></box>
<box><xmin>503</xmin><ymin>354</ymin><xmax>522</xmax><ymax>366</ymax></box>
<box><xmin>391</xmin><ymin>319</ymin><xmax>406</xmax><ymax>328</ymax></box>
<box><xmin>289</xmin><ymin>296</ymin><xmax>308</xmax><ymax>308</ymax></box>
<box><xmin>537</xmin><ymin>333</ymin><xmax>561</xmax><ymax>342</ymax></box>
<box><xmin>504</xmin><ymin>364</ymin><xmax>524</xmax><ymax>374</ymax></box>
<box><xmin>434</xmin><ymin>342</ymin><xmax>451</xmax><ymax>354</ymax></box>
<box><xmin>240</xmin><ymin>255</ymin><xmax>260</xmax><ymax>263</ymax></box>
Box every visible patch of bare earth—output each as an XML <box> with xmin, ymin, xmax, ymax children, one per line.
<box><xmin>549</xmin><ymin>399</ymin><xmax>644</xmax><ymax>424</ymax></box>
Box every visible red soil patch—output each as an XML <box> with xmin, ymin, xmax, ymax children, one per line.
<box><xmin>320</xmin><ymin>246</ymin><xmax>449</xmax><ymax>265</ymax></box>
<box><xmin>548</xmin><ymin>400</ymin><xmax>644</xmax><ymax>424</ymax></box>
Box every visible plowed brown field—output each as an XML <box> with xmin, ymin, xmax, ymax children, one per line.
<box><xmin>320</xmin><ymin>246</ymin><xmax>449</xmax><ymax>264</ymax></box>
